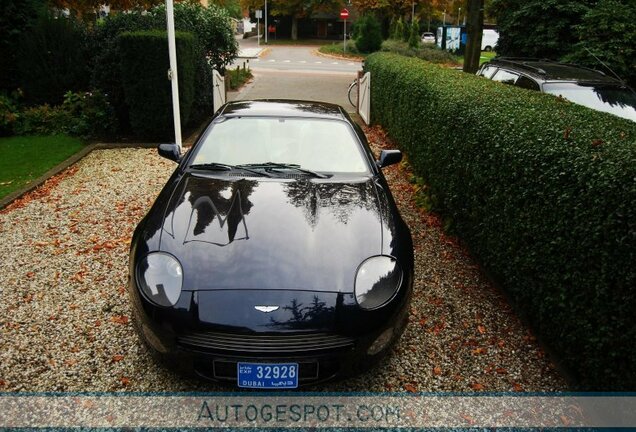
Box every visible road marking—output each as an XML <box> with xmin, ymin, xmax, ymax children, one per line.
<box><xmin>298</xmin><ymin>60</ymin><xmax>306</xmax><ymax>63</ymax></box>
<box><xmin>268</xmin><ymin>60</ymin><xmax>276</xmax><ymax>62</ymax></box>
<box><xmin>315</xmin><ymin>61</ymin><xmax>322</xmax><ymax>64</ymax></box>
<box><xmin>348</xmin><ymin>63</ymin><xmax>355</xmax><ymax>66</ymax></box>
<box><xmin>332</xmin><ymin>62</ymin><xmax>339</xmax><ymax>65</ymax></box>
<box><xmin>283</xmin><ymin>60</ymin><xmax>291</xmax><ymax>63</ymax></box>
<box><xmin>254</xmin><ymin>59</ymin><xmax>260</xmax><ymax>62</ymax></box>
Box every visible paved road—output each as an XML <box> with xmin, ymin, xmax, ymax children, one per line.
<box><xmin>230</xmin><ymin>42</ymin><xmax>361</xmax><ymax>112</ymax></box>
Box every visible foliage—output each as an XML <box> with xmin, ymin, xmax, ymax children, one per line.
<box><xmin>14</xmin><ymin>91</ymin><xmax>116</xmax><ymax>138</ymax></box>
<box><xmin>0</xmin><ymin>0</ymin><xmax>45</xmax><ymax>92</ymax></box>
<box><xmin>380</xmin><ymin>40</ymin><xmax>459</xmax><ymax>64</ymax></box>
<box><xmin>49</xmin><ymin>0</ymin><xmax>162</xmax><ymax>18</ymax></box>
<box><xmin>319</xmin><ymin>40</ymin><xmax>361</xmax><ymax>57</ymax></box>
<box><xmin>392</xmin><ymin>17</ymin><xmax>404</xmax><ymax>40</ymax></box>
<box><xmin>118</xmin><ymin>30</ymin><xmax>195</xmax><ymax>141</ymax></box>
<box><xmin>16</xmin><ymin>12</ymin><xmax>90</xmax><ymax>106</ymax></box>
<box><xmin>0</xmin><ymin>93</ymin><xmax>21</xmax><ymax>136</ymax></box>
<box><xmin>225</xmin><ymin>66</ymin><xmax>253</xmax><ymax>90</ymax></box>
<box><xmin>90</xmin><ymin>12</ymin><xmax>152</xmax><ymax>132</ymax></box>
<box><xmin>366</xmin><ymin>52</ymin><xmax>636</xmax><ymax>390</ymax></box>
<box><xmin>408</xmin><ymin>19</ymin><xmax>420</xmax><ymax>48</ymax></box>
<box><xmin>91</xmin><ymin>3</ymin><xmax>236</xmax><ymax>131</ymax></box>
<box><xmin>490</xmin><ymin>0</ymin><xmax>594</xmax><ymax>59</ymax></box>
<box><xmin>0</xmin><ymin>135</ymin><xmax>84</xmax><ymax>200</ymax></box>
<box><xmin>354</xmin><ymin>14</ymin><xmax>383</xmax><ymax>54</ymax></box>
<box><xmin>563</xmin><ymin>0</ymin><xmax>636</xmax><ymax>88</ymax></box>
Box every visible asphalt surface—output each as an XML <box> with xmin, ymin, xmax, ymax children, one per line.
<box><xmin>229</xmin><ymin>40</ymin><xmax>361</xmax><ymax>112</ymax></box>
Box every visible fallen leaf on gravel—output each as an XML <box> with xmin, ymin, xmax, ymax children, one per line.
<box><xmin>120</xmin><ymin>377</ymin><xmax>131</xmax><ymax>386</ymax></box>
<box><xmin>112</xmin><ymin>355</ymin><xmax>125</xmax><ymax>362</ymax></box>
<box><xmin>433</xmin><ymin>366</ymin><xmax>442</xmax><ymax>376</ymax></box>
<box><xmin>460</xmin><ymin>414</ymin><xmax>476</xmax><ymax>425</ymax></box>
<box><xmin>0</xmin><ymin>379</ymin><xmax>6</xmax><ymax>388</ymax></box>
<box><xmin>477</xmin><ymin>325</ymin><xmax>486</xmax><ymax>334</ymax></box>
<box><xmin>472</xmin><ymin>347</ymin><xmax>487</xmax><ymax>355</ymax></box>
<box><xmin>65</xmin><ymin>359</ymin><xmax>78</xmax><ymax>367</ymax></box>
<box><xmin>26</xmin><ymin>272</ymin><xmax>35</xmax><ymax>279</ymax></box>
<box><xmin>419</xmin><ymin>318</ymin><xmax>428</xmax><ymax>327</ymax></box>
<box><xmin>495</xmin><ymin>367</ymin><xmax>508</xmax><ymax>375</ymax></box>
<box><xmin>404</xmin><ymin>384</ymin><xmax>418</xmax><ymax>393</ymax></box>
<box><xmin>512</xmin><ymin>382</ymin><xmax>524</xmax><ymax>392</ymax></box>
<box><xmin>110</xmin><ymin>315</ymin><xmax>129</xmax><ymax>325</ymax></box>
<box><xmin>95</xmin><ymin>320</ymin><xmax>102</xmax><ymax>327</ymax></box>
<box><xmin>470</xmin><ymin>383</ymin><xmax>485</xmax><ymax>391</ymax></box>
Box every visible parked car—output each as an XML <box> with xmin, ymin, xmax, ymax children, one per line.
<box><xmin>421</xmin><ymin>32</ymin><xmax>435</xmax><ymax>44</ymax></box>
<box><xmin>477</xmin><ymin>58</ymin><xmax>636</xmax><ymax>121</ymax></box>
<box><xmin>129</xmin><ymin>100</ymin><xmax>414</xmax><ymax>388</ymax></box>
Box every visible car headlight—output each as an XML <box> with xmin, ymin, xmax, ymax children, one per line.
<box><xmin>136</xmin><ymin>252</ymin><xmax>183</xmax><ymax>307</ymax></box>
<box><xmin>354</xmin><ymin>256</ymin><xmax>403</xmax><ymax>310</ymax></box>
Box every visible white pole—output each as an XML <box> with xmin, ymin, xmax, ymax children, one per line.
<box><xmin>264</xmin><ymin>0</ymin><xmax>268</xmax><ymax>44</ymax></box>
<box><xmin>257</xmin><ymin>15</ymin><xmax>260</xmax><ymax>47</ymax></box>
<box><xmin>343</xmin><ymin>18</ymin><xmax>346</xmax><ymax>53</ymax></box>
<box><xmin>166</xmin><ymin>0</ymin><xmax>182</xmax><ymax>149</ymax></box>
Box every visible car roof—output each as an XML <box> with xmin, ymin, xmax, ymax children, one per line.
<box><xmin>486</xmin><ymin>58</ymin><xmax>621</xmax><ymax>84</ymax></box>
<box><xmin>219</xmin><ymin>99</ymin><xmax>347</xmax><ymax>120</ymax></box>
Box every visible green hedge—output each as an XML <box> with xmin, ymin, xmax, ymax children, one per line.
<box><xmin>118</xmin><ymin>30</ymin><xmax>195</xmax><ymax>141</ymax></box>
<box><xmin>366</xmin><ymin>52</ymin><xmax>636</xmax><ymax>390</ymax></box>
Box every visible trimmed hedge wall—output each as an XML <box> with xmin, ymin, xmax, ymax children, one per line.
<box><xmin>366</xmin><ymin>52</ymin><xmax>636</xmax><ymax>389</ymax></box>
<box><xmin>118</xmin><ymin>30</ymin><xmax>195</xmax><ymax>140</ymax></box>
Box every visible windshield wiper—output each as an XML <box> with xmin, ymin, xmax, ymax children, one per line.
<box><xmin>189</xmin><ymin>162</ymin><xmax>272</xmax><ymax>177</ymax></box>
<box><xmin>239</xmin><ymin>162</ymin><xmax>330</xmax><ymax>179</ymax></box>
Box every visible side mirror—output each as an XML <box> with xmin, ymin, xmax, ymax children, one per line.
<box><xmin>158</xmin><ymin>143</ymin><xmax>181</xmax><ymax>163</ymax></box>
<box><xmin>377</xmin><ymin>149</ymin><xmax>402</xmax><ymax>168</ymax></box>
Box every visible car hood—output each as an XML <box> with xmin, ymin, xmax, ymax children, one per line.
<box><xmin>157</xmin><ymin>173</ymin><xmax>385</xmax><ymax>292</ymax></box>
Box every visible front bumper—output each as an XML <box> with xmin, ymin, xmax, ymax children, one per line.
<box><xmin>130</xmin><ymin>291</ymin><xmax>409</xmax><ymax>387</ymax></box>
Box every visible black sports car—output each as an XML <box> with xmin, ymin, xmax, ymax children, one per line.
<box><xmin>128</xmin><ymin>100</ymin><xmax>414</xmax><ymax>388</ymax></box>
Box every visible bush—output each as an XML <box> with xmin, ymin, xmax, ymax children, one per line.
<box><xmin>408</xmin><ymin>19</ymin><xmax>420</xmax><ymax>48</ymax></box>
<box><xmin>118</xmin><ymin>31</ymin><xmax>195</xmax><ymax>141</ymax></box>
<box><xmin>355</xmin><ymin>14</ymin><xmax>383</xmax><ymax>54</ymax></box>
<box><xmin>90</xmin><ymin>3</ymin><xmax>237</xmax><ymax>131</ymax></box>
<box><xmin>16</xmin><ymin>12</ymin><xmax>90</xmax><ymax>106</ymax></box>
<box><xmin>366</xmin><ymin>52</ymin><xmax>636</xmax><ymax>390</ymax></box>
<box><xmin>564</xmin><ymin>0</ymin><xmax>636</xmax><ymax>88</ymax></box>
<box><xmin>14</xmin><ymin>91</ymin><xmax>116</xmax><ymax>138</ymax></box>
<box><xmin>0</xmin><ymin>93</ymin><xmax>20</xmax><ymax>136</ymax></box>
<box><xmin>380</xmin><ymin>40</ymin><xmax>459</xmax><ymax>65</ymax></box>
<box><xmin>0</xmin><ymin>0</ymin><xmax>45</xmax><ymax>92</ymax></box>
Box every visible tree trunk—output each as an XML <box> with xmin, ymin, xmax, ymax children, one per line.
<box><xmin>291</xmin><ymin>16</ymin><xmax>298</xmax><ymax>40</ymax></box>
<box><xmin>463</xmin><ymin>0</ymin><xmax>484</xmax><ymax>74</ymax></box>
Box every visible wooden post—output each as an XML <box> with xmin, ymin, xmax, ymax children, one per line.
<box><xmin>463</xmin><ymin>0</ymin><xmax>484</xmax><ymax>74</ymax></box>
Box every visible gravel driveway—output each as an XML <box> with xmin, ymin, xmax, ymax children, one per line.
<box><xmin>0</xmin><ymin>132</ymin><xmax>567</xmax><ymax>392</ymax></box>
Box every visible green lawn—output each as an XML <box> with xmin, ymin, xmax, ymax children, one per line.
<box><xmin>319</xmin><ymin>42</ymin><xmax>365</xmax><ymax>60</ymax></box>
<box><xmin>0</xmin><ymin>135</ymin><xmax>84</xmax><ymax>200</ymax></box>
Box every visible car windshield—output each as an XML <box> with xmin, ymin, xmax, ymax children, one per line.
<box><xmin>543</xmin><ymin>83</ymin><xmax>636</xmax><ymax>121</ymax></box>
<box><xmin>190</xmin><ymin>117</ymin><xmax>370</xmax><ymax>174</ymax></box>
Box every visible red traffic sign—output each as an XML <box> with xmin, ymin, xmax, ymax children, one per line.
<box><xmin>340</xmin><ymin>8</ymin><xmax>349</xmax><ymax>19</ymax></box>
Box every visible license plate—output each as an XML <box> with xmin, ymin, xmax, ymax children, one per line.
<box><xmin>237</xmin><ymin>362</ymin><xmax>299</xmax><ymax>389</ymax></box>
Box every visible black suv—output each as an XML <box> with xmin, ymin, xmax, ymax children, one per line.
<box><xmin>477</xmin><ymin>57</ymin><xmax>636</xmax><ymax>122</ymax></box>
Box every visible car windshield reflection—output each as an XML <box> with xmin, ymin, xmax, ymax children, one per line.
<box><xmin>190</xmin><ymin>117</ymin><xmax>370</xmax><ymax>174</ymax></box>
<box><xmin>543</xmin><ymin>83</ymin><xmax>636</xmax><ymax>121</ymax></box>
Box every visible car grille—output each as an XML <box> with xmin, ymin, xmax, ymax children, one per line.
<box><xmin>178</xmin><ymin>332</ymin><xmax>355</xmax><ymax>354</ymax></box>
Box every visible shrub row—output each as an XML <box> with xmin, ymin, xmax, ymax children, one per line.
<box><xmin>380</xmin><ymin>40</ymin><xmax>459</xmax><ymax>65</ymax></box>
<box><xmin>119</xmin><ymin>31</ymin><xmax>195</xmax><ymax>141</ymax></box>
<box><xmin>365</xmin><ymin>52</ymin><xmax>636</xmax><ymax>389</ymax></box>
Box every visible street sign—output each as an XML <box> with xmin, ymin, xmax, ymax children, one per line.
<box><xmin>340</xmin><ymin>8</ymin><xmax>349</xmax><ymax>19</ymax></box>
<box><xmin>255</xmin><ymin>9</ymin><xmax>262</xmax><ymax>19</ymax></box>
